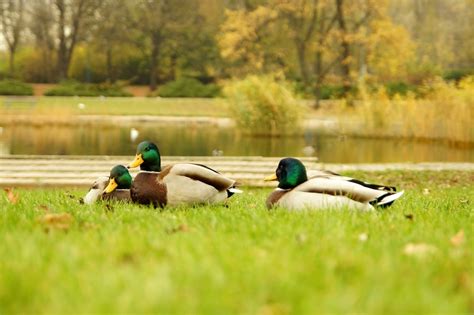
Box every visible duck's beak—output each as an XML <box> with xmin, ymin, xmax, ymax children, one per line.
<box><xmin>129</xmin><ymin>154</ymin><xmax>144</xmax><ymax>168</ymax></box>
<box><xmin>104</xmin><ymin>178</ymin><xmax>118</xmax><ymax>194</ymax></box>
<box><xmin>264</xmin><ymin>173</ymin><xmax>278</xmax><ymax>181</ymax></box>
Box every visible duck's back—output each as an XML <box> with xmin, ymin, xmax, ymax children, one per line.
<box><xmin>163</xmin><ymin>163</ymin><xmax>232</xmax><ymax>205</ymax></box>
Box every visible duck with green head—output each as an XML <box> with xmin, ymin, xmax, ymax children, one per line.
<box><xmin>128</xmin><ymin>140</ymin><xmax>241</xmax><ymax>208</ymax></box>
<box><xmin>265</xmin><ymin>158</ymin><xmax>404</xmax><ymax>211</ymax></box>
<box><xmin>83</xmin><ymin>165</ymin><xmax>132</xmax><ymax>204</ymax></box>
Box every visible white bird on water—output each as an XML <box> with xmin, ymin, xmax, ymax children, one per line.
<box><xmin>130</xmin><ymin>128</ymin><xmax>139</xmax><ymax>142</ymax></box>
<box><xmin>78</xmin><ymin>103</ymin><xmax>86</xmax><ymax>110</ymax></box>
<box><xmin>302</xmin><ymin>145</ymin><xmax>316</xmax><ymax>157</ymax></box>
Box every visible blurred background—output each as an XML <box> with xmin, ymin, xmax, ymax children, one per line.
<box><xmin>0</xmin><ymin>0</ymin><xmax>472</xmax><ymax>161</ymax></box>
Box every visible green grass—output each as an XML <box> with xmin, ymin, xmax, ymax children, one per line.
<box><xmin>0</xmin><ymin>96</ymin><xmax>231</xmax><ymax>117</ymax></box>
<box><xmin>0</xmin><ymin>171</ymin><xmax>472</xmax><ymax>314</ymax></box>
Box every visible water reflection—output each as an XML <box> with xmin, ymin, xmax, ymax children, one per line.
<box><xmin>0</xmin><ymin>124</ymin><xmax>472</xmax><ymax>163</ymax></box>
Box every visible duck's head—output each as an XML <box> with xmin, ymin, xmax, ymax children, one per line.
<box><xmin>265</xmin><ymin>158</ymin><xmax>308</xmax><ymax>189</ymax></box>
<box><xmin>104</xmin><ymin>165</ymin><xmax>132</xmax><ymax>193</ymax></box>
<box><xmin>128</xmin><ymin>140</ymin><xmax>161</xmax><ymax>171</ymax></box>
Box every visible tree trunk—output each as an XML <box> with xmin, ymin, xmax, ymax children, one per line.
<box><xmin>106</xmin><ymin>46</ymin><xmax>115</xmax><ymax>83</ymax></box>
<box><xmin>335</xmin><ymin>0</ymin><xmax>352</xmax><ymax>97</ymax></box>
<box><xmin>149</xmin><ymin>36</ymin><xmax>160</xmax><ymax>91</ymax></box>
<box><xmin>56</xmin><ymin>0</ymin><xmax>68</xmax><ymax>80</ymax></box>
<box><xmin>313</xmin><ymin>50</ymin><xmax>323</xmax><ymax>109</ymax></box>
<box><xmin>8</xmin><ymin>46</ymin><xmax>16</xmax><ymax>75</ymax></box>
<box><xmin>295</xmin><ymin>40</ymin><xmax>309</xmax><ymax>88</ymax></box>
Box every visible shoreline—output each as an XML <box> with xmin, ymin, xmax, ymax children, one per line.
<box><xmin>0</xmin><ymin>114</ymin><xmax>472</xmax><ymax>147</ymax></box>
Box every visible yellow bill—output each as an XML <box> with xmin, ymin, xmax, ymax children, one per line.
<box><xmin>129</xmin><ymin>154</ymin><xmax>144</xmax><ymax>168</ymax></box>
<box><xmin>264</xmin><ymin>173</ymin><xmax>278</xmax><ymax>181</ymax></box>
<box><xmin>104</xmin><ymin>178</ymin><xmax>118</xmax><ymax>193</ymax></box>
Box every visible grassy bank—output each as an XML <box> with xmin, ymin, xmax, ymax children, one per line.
<box><xmin>0</xmin><ymin>96</ymin><xmax>230</xmax><ymax>117</ymax></box>
<box><xmin>0</xmin><ymin>171</ymin><xmax>472</xmax><ymax>314</ymax></box>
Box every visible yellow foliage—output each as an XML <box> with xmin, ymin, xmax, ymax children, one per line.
<box><xmin>218</xmin><ymin>6</ymin><xmax>278</xmax><ymax>74</ymax></box>
<box><xmin>351</xmin><ymin>77</ymin><xmax>473</xmax><ymax>145</ymax></box>
<box><xmin>366</xmin><ymin>19</ymin><xmax>415</xmax><ymax>82</ymax></box>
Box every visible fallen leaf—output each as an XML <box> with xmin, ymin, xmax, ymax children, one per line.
<box><xmin>403</xmin><ymin>243</ymin><xmax>437</xmax><ymax>257</ymax></box>
<box><xmin>404</xmin><ymin>214</ymin><xmax>414</xmax><ymax>220</ymax></box>
<box><xmin>166</xmin><ymin>224</ymin><xmax>189</xmax><ymax>234</ymax></box>
<box><xmin>38</xmin><ymin>213</ymin><xmax>74</xmax><ymax>232</ymax></box>
<box><xmin>450</xmin><ymin>230</ymin><xmax>465</xmax><ymax>247</ymax></box>
<box><xmin>3</xmin><ymin>188</ymin><xmax>19</xmax><ymax>204</ymax></box>
<box><xmin>119</xmin><ymin>252</ymin><xmax>136</xmax><ymax>264</ymax></box>
<box><xmin>422</xmin><ymin>188</ymin><xmax>430</xmax><ymax>195</ymax></box>
<box><xmin>38</xmin><ymin>205</ymin><xmax>50</xmax><ymax>212</ymax></box>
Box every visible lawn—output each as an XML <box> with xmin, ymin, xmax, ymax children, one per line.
<box><xmin>0</xmin><ymin>171</ymin><xmax>472</xmax><ymax>314</ymax></box>
<box><xmin>0</xmin><ymin>96</ymin><xmax>231</xmax><ymax>117</ymax></box>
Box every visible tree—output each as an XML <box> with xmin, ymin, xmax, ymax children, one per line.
<box><xmin>53</xmin><ymin>0</ymin><xmax>100</xmax><ymax>80</ymax></box>
<box><xmin>0</xmin><ymin>0</ymin><xmax>25</xmax><ymax>75</ymax></box>
<box><xmin>131</xmin><ymin>0</ymin><xmax>200</xmax><ymax>91</ymax></box>
<box><xmin>218</xmin><ymin>6</ymin><xmax>279</xmax><ymax>76</ymax></box>
<box><xmin>93</xmin><ymin>0</ymin><xmax>131</xmax><ymax>83</ymax></box>
<box><xmin>28</xmin><ymin>0</ymin><xmax>55</xmax><ymax>82</ymax></box>
<box><xmin>218</xmin><ymin>0</ymin><xmax>415</xmax><ymax>107</ymax></box>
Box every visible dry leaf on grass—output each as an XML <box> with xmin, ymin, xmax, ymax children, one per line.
<box><xmin>166</xmin><ymin>224</ymin><xmax>189</xmax><ymax>234</ymax></box>
<box><xmin>404</xmin><ymin>214</ymin><xmax>414</xmax><ymax>220</ymax></box>
<box><xmin>38</xmin><ymin>205</ymin><xmax>51</xmax><ymax>212</ymax></box>
<box><xmin>3</xmin><ymin>188</ymin><xmax>19</xmax><ymax>204</ymax></box>
<box><xmin>450</xmin><ymin>230</ymin><xmax>465</xmax><ymax>247</ymax></box>
<box><xmin>403</xmin><ymin>243</ymin><xmax>437</xmax><ymax>257</ymax></box>
<box><xmin>38</xmin><ymin>213</ymin><xmax>74</xmax><ymax>232</ymax></box>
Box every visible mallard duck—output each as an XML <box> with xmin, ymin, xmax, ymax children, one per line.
<box><xmin>265</xmin><ymin>158</ymin><xmax>404</xmax><ymax>211</ymax></box>
<box><xmin>127</xmin><ymin>140</ymin><xmax>241</xmax><ymax>207</ymax></box>
<box><xmin>83</xmin><ymin>165</ymin><xmax>132</xmax><ymax>204</ymax></box>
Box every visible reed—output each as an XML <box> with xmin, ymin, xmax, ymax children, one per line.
<box><xmin>345</xmin><ymin>77</ymin><xmax>473</xmax><ymax>145</ymax></box>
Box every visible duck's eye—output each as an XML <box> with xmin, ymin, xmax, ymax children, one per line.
<box><xmin>145</xmin><ymin>147</ymin><xmax>150</xmax><ymax>151</ymax></box>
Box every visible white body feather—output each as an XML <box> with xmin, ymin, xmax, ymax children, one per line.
<box><xmin>163</xmin><ymin>163</ymin><xmax>235</xmax><ymax>206</ymax></box>
<box><xmin>277</xmin><ymin>189</ymin><xmax>374</xmax><ymax>211</ymax></box>
<box><xmin>83</xmin><ymin>176</ymin><xmax>109</xmax><ymax>204</ymax></box>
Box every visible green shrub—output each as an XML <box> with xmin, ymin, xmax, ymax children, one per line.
<box><xmin>384</xmin><ymin>81</ymin><xmax>418</xmax><ymax>97</ymax></box>
<box><xmin>443</xmin><ymin>69</ymin><xmax>474</xmax><ymax>82</ymax></box>
<box><xmin>224</xmin><ymin>75</ymin><xmax>303</xmax><ymax>136</ymax></box>
<box><xmin>0</xmin><ymin>80</ymin><xmax>34</xmax><ymax>95</ymax></box>
<box><xmin>44</xmin><ymin>81</ymin><xmax>132</xmax><ymax>97</ymax></box>
<box><xmin>318</xmin><ymin>85</ymin><xmax>347</xmax><ymax>99</ymax></box>
<box><xmin>151</xmin><ymin>77</ymin><xmax>220</xmax><ymax>98</ymax></box>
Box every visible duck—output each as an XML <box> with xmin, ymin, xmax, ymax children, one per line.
<box><xmin>83</xmin><ymin>165</ymin><xmax>132</xmax><ymax>204</ymax></box>
<box><xmin>127</xmin><ymin>140</ymin><xmax>241</xmax><ymax>207</ymax></box>
<box><xmin>264</xmin><ymin>158</ymin><xmax>404</xmax><ymax>211</ymax></box>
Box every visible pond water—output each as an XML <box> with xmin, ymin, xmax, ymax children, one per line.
<box><xmin>0</xmin><ymin>124</ymin><xmax>472</xmax><ymax>163</ymax></box>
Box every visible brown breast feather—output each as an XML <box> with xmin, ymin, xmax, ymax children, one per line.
<box><xmin>266</xmin><ymin>190</ymin><xmax>288</xmax><ymax>209</ymax></box>
<box><xmin>101</xmin><ymin>189</ymin><xmax>131</xmax><ymax>202</ymax></box>
<box><xmin>131</xmin><ymin>172</ymin><xmax>167</xmax><ymax>208</ymax></box>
